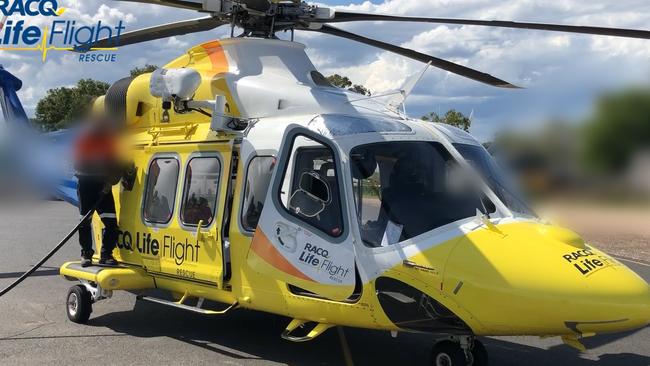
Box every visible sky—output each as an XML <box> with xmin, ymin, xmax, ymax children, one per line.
<box><xmin>1</xmin><ymin>0</ymin><xmax>649</xmax><ymax>141</ymax></box>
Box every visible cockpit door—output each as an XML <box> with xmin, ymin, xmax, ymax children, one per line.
<box><xmin>246</xmin><ymin>126</ymin><xmax>357</xmax><ymax>301</ymax></box>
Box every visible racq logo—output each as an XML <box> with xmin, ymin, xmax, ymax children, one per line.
<box><xmin>0</xmin><ymin>0</ymin><xmax>62</xmax><ymax>16</ymax></box>
<box><xmin>0</xmin><ymin>0</ymin><xmax>125</xmax><ymax>62</ymax></box>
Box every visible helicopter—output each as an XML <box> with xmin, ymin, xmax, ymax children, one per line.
<box><xmin>3</xmin><ymin>1</ymin><xmax>650</xmax><ymax>365</ymax></box>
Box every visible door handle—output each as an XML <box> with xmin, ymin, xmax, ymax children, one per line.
<box><xmin>402</xmin><ymin>260</ymin><xmax>437</xmax><ymax>274</ymax></box>
<box><xmin>196</xmin><ymin>220</ymin><xmax>215</xmax><ymax>242</ymax></box>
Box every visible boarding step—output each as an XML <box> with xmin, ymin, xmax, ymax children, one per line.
<box><xmin>137</xmin><ymin>295</ymin><xmax>238</xmax><ymax>315</ymax></box>
<box><xmin>281</xmin><ymin>319</ymin><xmax>334</xmax><ymax>342</ymax></box>
<box><xmin>60</xmin><ymin>261</ymin><xmax>154</xmax><ymax>290</ymax></box>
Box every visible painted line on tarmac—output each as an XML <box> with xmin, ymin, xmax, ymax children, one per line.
<box><xmin>613</xmin><ymin>256</ymin><xmax>650</xmax><ymax>268</ymax></box>
<box><xmin>0</xmin><ymin>269</ymin><xmax>60</xmax><ymax>279</ymax></box>
<box><xmin>338</xmin><ymin>326</ymin><xmax>354</xmax><ymax>366</ymax></box>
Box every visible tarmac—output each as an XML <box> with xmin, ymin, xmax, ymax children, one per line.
<box><xmin>0</xmin><ymin>200</ymin><xmax>648</xmax><ymax>365</ymax></box>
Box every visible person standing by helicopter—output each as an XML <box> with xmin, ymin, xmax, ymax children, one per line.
<box><xmin>73</xmin><ymin>107</ymin><xmax>123</xmax><ymax>267</ymax></box>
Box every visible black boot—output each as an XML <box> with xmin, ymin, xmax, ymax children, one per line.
<box><xmin>98</xmin><ymin>255</ymin><xmax>118</xmax><ymax>266</ymax></box>
<box><xmin>81</xmin><ymin>250</ymin><xmax>93</xmax><ymax>267</ymax></box>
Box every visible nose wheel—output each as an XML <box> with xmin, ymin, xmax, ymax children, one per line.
<box><xmin>66</xmin><ymin>285</ymin><xmax>93</xmax><ymax>324</ymax></box>
<box><xmin>430</xmin><ymin>337</ymin><xmax>488</xmax><ymax>366</ymax></box>
<box><xmin>471</xmin><ymin>340</ymin><xmax>488</xmax><ymax>366</ymax></box>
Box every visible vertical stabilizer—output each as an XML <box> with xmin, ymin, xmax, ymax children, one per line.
<box><xmin>0</xmin><ymin>66</ymin><xmax>79</xmax><ymax>206</ymax></box>
<box><xmin>0</xmin><ymin>66</ymin><xmax>30</xmax><ymax>128</ymax></box>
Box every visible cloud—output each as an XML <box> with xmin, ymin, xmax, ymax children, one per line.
<box><xmin>165</xmin><ymin>36</ymin><xmax>189</xmax><ymax>48</ymax></box>
<box><xmin>61</xmin><ymin>3</ymin><xmax>137</xmax><ymax>24</ymax></box>
<box><xmin>301</xmin><ymin>0</ymin><xmax>650</xmax><ymax>139</ymax></box>
<box><xmin>1</xmin><ymin>0</ymin><xmax>215</xmax><ymax>112</ymax></box>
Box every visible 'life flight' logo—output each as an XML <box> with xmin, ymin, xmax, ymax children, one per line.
<box><xmin>0</xmin><ymin>0</ymin><xmax>125</xmax><ymax>62</ymax></box>
<box><xmin>562</xmin><ymin>247</ymin><xmax>621</xmax><ymax>276</ymax></box>
<box><xmin>298</xmin><ymin>243</ymin><xmax>352</xmax><ymax>283</ymax></box>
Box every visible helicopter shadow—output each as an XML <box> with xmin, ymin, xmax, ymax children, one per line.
<box><xmin>484</xmin><ymin>329</ymin><xmax>650</xmax><ymax>366</ymax></box>
<box><xmin>86</xmin><ymin>297</ymin><xmax>650</xmax><ymax>366</ymax></box>
<box><xmin>89</xmin><ymin>298</ymin><xmax>354</xmax><ymax>366</ymax></box>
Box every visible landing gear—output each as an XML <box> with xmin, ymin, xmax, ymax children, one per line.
<box><xmin>65</xmin><ymin>281</ymin><xmax>112</xmax><ymax>324</ymax></box>
<box><xmin>66</xmin><ymin>285</ymin><xmax>92</xmax><ymax>324</ymax></box>
<box><xmin>430</xmin><ymin>336</ymin><xmax>488</xmax><ymax>366</ymax></box>
<box><xmin>431</xmin><ymin>341</ymin><xmax>466</xmax><ymax>366</ymax></box>
<box><xmin>471</xmin><ymin>340</ymin><xmax>488</xmax><ymax>366</ymax></box>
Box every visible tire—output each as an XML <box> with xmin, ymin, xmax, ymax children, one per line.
<box><xmin>66</xmin><ymin>285</ymin><xmax>92</xmax><ymax>324</ymax></box>
<box><xmin>431</xmin><ymin>340</ymin><xmax>467</xmax><ymax>366</ymax></box>
<box><xmin>472</xmin><ymin>340</ymin><xmax>489</xmax><ymax>366</ymax></box>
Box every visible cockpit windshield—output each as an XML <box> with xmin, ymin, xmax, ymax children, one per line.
<box><xmin>350</xmin><ymin>141</ymin><xmax>494</xmax><ymax>247</ymax></box>
<box><xmin>453</xmin><ymin>143</ymin><xmax>535</xmax><ymax>218</ymax></box>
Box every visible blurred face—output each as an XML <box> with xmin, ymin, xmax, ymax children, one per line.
<box><xmin>446</xmin><ymin>161</ymin><xmax>474</xmax><ymax>195</ymax></box>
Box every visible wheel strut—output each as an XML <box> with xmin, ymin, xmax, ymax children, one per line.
<box><xmin>430</xmin><ymin>336</ymin><xmax>488</xmax><ymax>366</ymax></box>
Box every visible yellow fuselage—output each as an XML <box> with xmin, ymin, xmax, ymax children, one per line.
<box><xmin>61</xmin><ymin>38</ymin><xmax>650</xmax><ymax>341</ymax></box>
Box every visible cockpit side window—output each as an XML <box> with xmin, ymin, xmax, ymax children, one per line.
<box><xmin>351</xmin><ymin>142</ymin><xmax>493</xmax><ymax>247</ymax></box>
<box><xmin>241</xmin><ymin>156</ymin><xmax>275</xmax><ymax>231</ymax></box>
<box><xmin>279</xmin><ymin>135</ymin><xmax>344</xmax><ymax>238</ymax></box>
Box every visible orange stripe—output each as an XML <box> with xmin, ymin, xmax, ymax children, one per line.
<box><xmin>200</xmin><ymin>41</ymin><xmax>229</xmax><ymax>73</ymax></box>
<box><xmin>250</xmin><ymin>228</ymin><xmax>313</xmax><ymax>282</ymax></box>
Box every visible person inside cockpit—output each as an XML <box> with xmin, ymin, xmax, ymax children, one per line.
<box><xmin>352</xmin><ymin>141</ymin><xmax>492</xmax><ymax>248</ymax></box>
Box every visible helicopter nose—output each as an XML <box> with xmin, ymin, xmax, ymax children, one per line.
<box><xmin>577</xmin><ymin>255</ymin><xmax>650</xmax><ymax>332</ymax></box>
<box><xmin>442</xmin><ymin>222</ymin><xmax>650</xmax><ymax>335</ymax></box>
<box><xmin>526</xmin><ymin>226</ymin><xmax>650</xmax><ymax>333</ymax></box>
<box><xmin>553</xmin><ymin>249</ymin><xmax>650</xmax><ymax>334</ymax></box>
<box><xmin>599</xmin><ymin>278</ymin><xmax>650</xmax><ymax>333</ymax></box>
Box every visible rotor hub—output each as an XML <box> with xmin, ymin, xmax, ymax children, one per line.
<box><xmin>232</xmin><ymin>2</ymin><xmax>326</xmax><ymax>38</ymax></box>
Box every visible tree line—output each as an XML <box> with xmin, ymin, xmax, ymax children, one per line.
<box><xmin>33</xmin><ymin>70</ymin><xmax>472</xmax><ymax>133</ymax></box>
<box><xmin>33</xmin><ymin>64</ymin><xmax>159</xmax><ymax>132</ymax></box>
<box><xmin>32</xmin><ymin>70</ymin><xmax>648</xmax><ymax>179</ymax></box>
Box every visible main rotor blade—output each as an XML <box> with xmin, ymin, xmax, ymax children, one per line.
<box><xmin>116</xmin><ymin>0</ymin><xmax>273</xmax><ymax>13</ymax></box>
<box><xmin>324</xmin><ymin>11</ymin><xmax>650</xmax><ymax>40</ymax></box>
<box><xmin>75</xmin><ymin>16</ymin><xmax>226</xmax><ymax>51</ymax></box>
<box><xmin>304</xmin><ymin>25</ymin><xmax>519</xmax><ymax>88</ymax></box>
<box><xmin>114</xmin><ymin>0</ymin><xmax>203</xmax><ymax>11</ymax></box>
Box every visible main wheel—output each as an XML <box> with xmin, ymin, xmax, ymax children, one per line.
<box><xmin>66</xmin><ymin>285</ymin><xmax>92</xmax><ymax>324</ymax></box>
<box><xmin>472</xmin><ymin>340</ymin><xmax>489</xmax><ymax>366</ymax></box>
<box><xmin>431</xmin><ymin>340</ymin><xmax>467</xmax><ymax>366</ymax></box>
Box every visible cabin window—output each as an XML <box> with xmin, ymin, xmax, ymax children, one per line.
<box><xmin>180</xmin><ymin>157</ymin><xmax>221</xmax><ymax>227</ymax></box>
<box><xmin>279</xmin><ymin>135</ymin><xmax>344</xmax><ymax>237</ymax></box>
<box><xmin>241</xmin><ymin>156</ymin><xmax>275</xmax><ymax>231</ymax></box>
<box><xmin>350</xmin><ymin>141</ymin><xmax>495</xmax><ymax>247</ymax></box>
<box><xmin>143</xmin><ymin>157</ymin><xmax>180</xmax><ymax>225</ymax></box>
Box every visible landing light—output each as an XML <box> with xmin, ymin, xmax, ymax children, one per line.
<box><xmin>149</xmin><ymin>67</ymin><xmax>248</xmax><ymax>133</ymax></box>
<box><xmin>149</xmin><ymin>68</ymin><xmax>201</xmax><ymax>102</ymax></box>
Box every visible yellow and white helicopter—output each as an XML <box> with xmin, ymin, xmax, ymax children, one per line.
<box><xmin>49</xmin><ymin>1</ymin><xmax>650</xmax><ymax>365</ymax></box>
